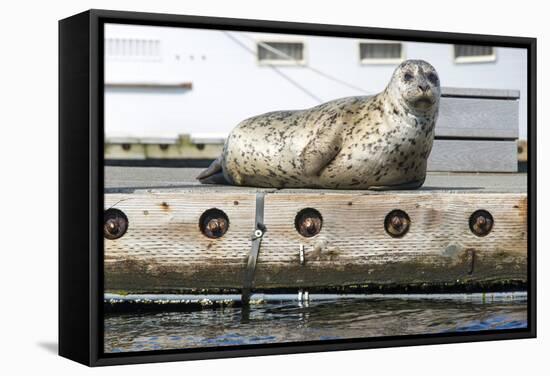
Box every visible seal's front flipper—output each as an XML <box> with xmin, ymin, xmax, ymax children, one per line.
<box><xmin>301</xmin><ymin>132</ymin><xmax>342</xmax><ymax>176</ymax></box>
<box><xmin>197</xmin><ymin>157</ymin><xmax>228</xmax><ymax>185</ymax></box>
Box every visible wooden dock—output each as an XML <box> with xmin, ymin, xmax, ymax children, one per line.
<box><xmin>104</xmin><ymin>167</ymin><xmax>527</xmax><ymax>294</ymax></box>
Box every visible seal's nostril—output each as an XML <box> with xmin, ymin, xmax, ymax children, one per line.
<box><xmin>418</xmin><ymin>84</ymin><xmax>429</xmax><ymax>92</ymax></box>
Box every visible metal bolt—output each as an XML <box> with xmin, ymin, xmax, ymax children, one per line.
<box><xmin>385</xmin><ymin>209</ymin><xmax>411</xmax><ymax>238</ymax></box>
<box><xmin>299</xmin><ymin>244</ymin><xmax>305</xmax><ymax>265</ymax></box>
<box><xmin>207</xmin><ymin>218</ymin><xmax>225</xmax><ymax>232</ymax></box>
<box><xmin>254</xmin><ymin>229</ymin><xmax>263</xmax><ymax>238</ymax></box>
<box><xmin>469</xmin><ymin>210</ymin><xmax>494</xmax><ymax>237</ymax></box>
<box><xmin>205</xmin><ymin>217</ymin><xmax>227</xmax><ymax>237</ymax></box>
<box><xmin>200</xmin><ymin>208</ymin><xmax>230</xmax><ymax>239</ymax></box>
<box><xmin>104</xmin><ymin>208</ymin><xmax>129</xmax><ymax>240</ymax></box>
<box><xmin>295</xmin><ymin>208</ymin><xmax>323</xmax><ymax>237</ymax></box>
<box><xmin>517</xmin><ymin>145</ymin><xmax>523</xmax><ymax>154</ymax></box>
<box><xmin>303</xmin><ymin>218</ymin><xmax>315</xmax><ymax>232</ymax></box>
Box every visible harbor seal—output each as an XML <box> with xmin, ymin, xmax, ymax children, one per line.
<box><xmin>197</xmin><ymin>59</ymin><xmax>440</xmax><ymax>189</ymax></box>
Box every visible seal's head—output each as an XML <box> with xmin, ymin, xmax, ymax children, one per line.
<box><xmin>388</xmin><ymin>59</ymin><xmax>441</xmax><ymax>114</ymax></box>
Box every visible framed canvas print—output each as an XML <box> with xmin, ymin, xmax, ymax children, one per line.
<box><xmin>59</xmin><ymin>9</ymin><xmax>536</xmax><ymax>366</ymax></box>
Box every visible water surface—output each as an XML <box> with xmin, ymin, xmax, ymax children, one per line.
<box><xmin>104</xmin><ymin>293</ymin><xmax>527</xmax><ymax>353</ymax></box>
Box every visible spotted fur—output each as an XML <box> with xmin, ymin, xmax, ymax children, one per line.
<box><xmin>197</xmin><ymin>59</ymin><xmax>440</xmax><ymax>190</ymax></box>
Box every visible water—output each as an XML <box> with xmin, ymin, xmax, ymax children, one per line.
<box><xmin>103</xmin><ymin>293</ymin><xmax>527</xmax><ymax>353</ymax></box>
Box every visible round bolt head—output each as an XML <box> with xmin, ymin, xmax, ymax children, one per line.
<box><xmin>385</xmin><ymin>209</ymin><xmax>411</xmax><ymax>238</ymax></box>
<box><xmin>295</xmin><ymin>208</ymin><xmax>323</xmax><ymax>238</ymax></box>
<box><xmin>206</xmin><ymin>219</ymin><xmax>220</xmax><ymax>232</ymax></box>
<box><xmin>104</xmin><ymin>208</ymin><xmax>129</xmax><ymax>240</ymax></box>
<box><xmin>391</xmin><ymin>216</ymin><xmax>403</xmax><ymax>230</ymax></box>
<box><xmin>476</xmin><ymin>216</ymin><xmax>487</xmax><ymax>226</ymax></box>
<box><xmin>469</xmin><ymin>210</ymin><xmax>494</xmax><ymax>237</ymax></box>
<box><xmin>200</xmin><ymin>209</ymin><xmax>230</xmax><ymax>239</ymax></box>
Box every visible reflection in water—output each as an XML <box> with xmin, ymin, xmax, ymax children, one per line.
<box><xmin>104</xmin><ymin>294</ymin><xmax>527</xmax><ymax>353</ymax></box>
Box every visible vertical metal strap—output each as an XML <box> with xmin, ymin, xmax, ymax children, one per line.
<box><xmin>242</xmin><ymin>192</ymin><xmax>265</xmax><ymax>305</ymax></box>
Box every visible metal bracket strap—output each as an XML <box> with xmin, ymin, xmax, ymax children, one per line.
<box><xmin>242</xmin><ymin>192</ymin><xmax>266</xmax><ymax>305</ymax></box>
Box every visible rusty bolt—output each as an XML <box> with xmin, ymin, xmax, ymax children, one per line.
<box><xmin>121</xmin><ymin>143</ymin><xmax>131</xmax><ymax>151</ymax></box>
<box><xmin>104</xmin><ymin>208</ymin><xmax>129</xmax><ymax>240</ymax></box>
<box><xmin>469</xmin><ymin>210</ymin><xmax>494</xmax><ymax>237</ymax></box>
<box><xmin>206</xmin><ymin>217</ymin><xmax>227</xmax><ymax>234</ymax></box>
<box><xmin>385</xmin><ymin>209</ymin><xmax>411</xmax><ymax>238</ymax></box>
<box><xmin>159</xmin><ymin>144</ymin><xmax>169</xmax><ymax>151</ymax></box>
<box><xmin>295</xmin><ymin>208</ymin><xmax>323</xmax><ymax>237</ymax></box>
<box><xmin>200</xmin><ymin>208</ymin><xmax>230</xmax><ymax>239</ymax></box>
<box><xmin>517</xmin><ymin>145</ymin><xmax>523</xmax><ymax>154</ymax></box>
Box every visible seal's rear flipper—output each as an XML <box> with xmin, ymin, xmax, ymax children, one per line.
<box><xmin>197</xmin><ymin>157</ymin><xmax>229</xmax><ymax>185</ymax></box>
<box><xmin>369</xmin><ymin>179</ymin><xmax>425</xmax><ymax>191</ymax></box>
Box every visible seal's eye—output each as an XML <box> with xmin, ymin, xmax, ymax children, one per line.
<box><xmin>427</xmin><ymin>72</ymin><xmax>438</xmax><ymax>84</ymax></box>
<box><xmin>403</xmin><ymin>72</ymin><xmax>414</xmax><ymax>82</ymax></box>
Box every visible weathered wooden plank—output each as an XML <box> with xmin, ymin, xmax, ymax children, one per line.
<box><xmin>144</xmin><ymin>143</ymin><xmax>223</xmax><ymax>160</ymax></box>
<box><xmin>104</xmin><ymin>143</ymin><xmax>146</xmax><ymax>160</ymax></box>
<box><xmin>104</xmin><ymin>191</ymin><xmax>527</xmax><ymax>293</ymax></box>
<box><xmin>518</xmin><ymin>140</ymin><xmax>528</xmax><ymax>162</ymax></box>
<box><xmin>104</xmin><ymin>168</ymin><xmax>528</xmax><ymax>193</ymax></box>
<box><xmin>104</xmin><ymin>135</ymin><xmax>224</xmax><ymax>160</ymax></box>
<box><xmin>441</xmin><ymin>87</ymin><xmax>520</xmax><ymax>99</ymax></box>
<box><xmin>428</xmin><ymin>140</ymin><xmax>517</xmax><ymax>172</ymax></box>
<box><xmin>436</xmin><ymin>96</ymin><xmax>519</xmax><ymax>139</ymax></box>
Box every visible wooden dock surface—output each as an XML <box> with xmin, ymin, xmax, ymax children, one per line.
<box><xmin>105</xmin><ymin>167</ymin><xmax>527</xmax><ymax>193</ymax></box>
<box><xmin>104</xmin><ymin>167</ymin><xmax>527</xmax><ymax>294</ymax></box>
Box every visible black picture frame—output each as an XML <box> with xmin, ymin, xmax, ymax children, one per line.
<box><xmin>59</xmin><ymin>9</ymin><xmax>537</xmax><ymax>366</ymax></box>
